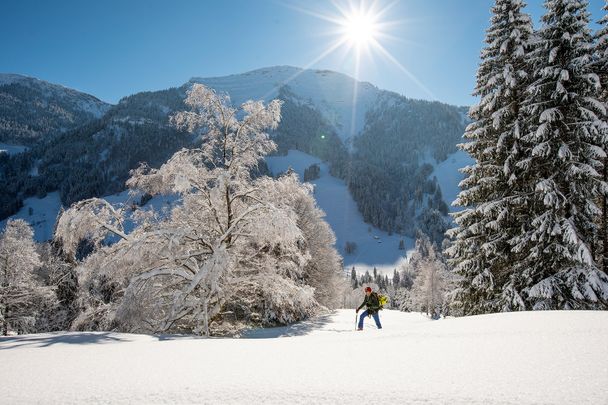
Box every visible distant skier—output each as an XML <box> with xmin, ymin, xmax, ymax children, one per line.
<box><xmin>356</xmin><ymin>286</ymin><xmax>382</xmax><ymax>330</ymax></box>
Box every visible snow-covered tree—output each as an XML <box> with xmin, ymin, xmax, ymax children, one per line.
<box><xmin>0</xmin><ymin>219</ymin><xmax>53</xmax><ymax>335</ymax></box>
<box><xmin>56</xmin><ymin>84</ymin><xmax>340</xmax><ymax>335</ymax></box>
<box><xmin>509</xmin><ymin>0</ymin><xmax>608</xmax><ymax>310</ymax></box>
<box><xmin>35</xmin><ymin>243</ymin><xmax>80</xmax><ymax>331</ymax></box>
<box><xmin>351</xmin><ymin>267</ymin><xmax>358</xmax><ymax>288</ymax></box>
<box><xmin>447</xmin><ymin>0</ymin><xmax>534</xmax><ymax>315</ymax></box>
<box><xmin>409</xmin><ymin>235</ymin><xmax>455</xmax><ymax>317</ymax></box>
<box><xmin>392</xmin><ymin>268</ymin><xmax>400</xmax><ymax>286</ymax></box>
<box><xmin>594</xmin><ymin>1</ymin><xmax>608</xmax><ymax>274</ymax></box>
<box><xmin>260</xmin><ymin>171</ymin><xmax>343</xmax><ymax>309</ymax></box>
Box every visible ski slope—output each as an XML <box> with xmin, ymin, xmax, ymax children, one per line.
<box><xmin>266</xmin><ymin>150</ymin><xmax>412</xmax><ymax>273</ymax></box>
<box><xmin>1</xmin><ymin>310</ymin><xmax>606</xmax><ymax>404</ymax></box>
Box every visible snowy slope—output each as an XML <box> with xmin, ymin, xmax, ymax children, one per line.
<box><xmin>431</xmin><ymin>149</ymin><xmax>474</xmax><ymax>212</ymax></box>
<box><xmin>191</xmin><ymin>66</ymin><xmax>383</xmax><ymax>141</ymax></box>
<box><xmin>267</xmin><ymin>150</ymin><xmax>412</xmax><ymax>273</ymax></box>
<box><xmin>0</xmin><ymin>192</ymin><xmax>63</xmax><ymax>241</ymax></box>
<box><xmin>0</xmin><ymin>191</ymin><xmax>177</xmax><ymax>242</ymax></box>
<box><xmin>2</xmin><ymin>309</ymin><xmax>606</xmax><ymax>404</ymax></box>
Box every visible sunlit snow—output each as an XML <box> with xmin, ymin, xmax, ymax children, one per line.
<box><xmin>2</xmin><ymin>309</ymin><xmax>606</xmax><ymax>404</ymax></box>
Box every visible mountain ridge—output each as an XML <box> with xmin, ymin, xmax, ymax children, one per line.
<box><xmin>0</xmin><ymin>73</ymin><xmax>111</xmax><ymax>144</ymax></box>
<box><xmin>1</xmin><ymin>66</ymin><xmax>468</xmax><ymax>256</ymax></box>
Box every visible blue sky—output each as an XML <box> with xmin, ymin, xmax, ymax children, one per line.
<box><xmin>0</xmin><ymin>0</ymin><xmax>605</xmax><ymax>106</ymax></box>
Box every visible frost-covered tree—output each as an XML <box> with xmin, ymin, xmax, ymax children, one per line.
<box><xmin>410</xmin><ymin>256</ymin><xmax>448</xmax><ymax>318</ymax></box>
<box><xmin>351</xmin><ymin>267</ymin><xmax>358</xmax><ymax>288</ymax></box>
<box><xmin>594</xmin><ymin>1</ymin><xmax>608</xmax><ymax>274</ymax></box>
<box><xmin>509</xmin><ymin>0</ymin><xmax>608</xmax><ymax>310</ymax></box>
<box><xmin>392</xmin><ymin>268</ymin><xmax>400</xmax><ymax>286</ymax></box>
<box><xmin>262</xmin><ymin>171</ymin><xmax>343</xmax><ymax>309</ymax></box>
<box><xmin>36</xmin><ymin>243</ymin><xmax>79</xmax><ymax>331</ymax></box>
<box><xmin>409</xmin><ymin>235</ymin><xmax>455</xmax><ymax>317</ymax></box>
<box><xmin>56</xmin><ymin>84</ymin><xmax>339</xmax><ymax>335</ymax></box>
<box><xmin>0</xmin><ymin>219</ymin><xmax>53</xmax><ymax>335</ymax></box>
<box><xmin>447</xmin><ymin>0</ymin><xmax>534</xmax><ymax>315</ymax></box>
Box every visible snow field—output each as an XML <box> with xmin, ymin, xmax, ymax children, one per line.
<box><xmin>1</xmin><ymin>309</ymin><xmax>606</xmax><ymax>404</ymax></box>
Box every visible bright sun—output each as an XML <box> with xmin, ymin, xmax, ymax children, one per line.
<box><xmin>343</xmin><ymin>11</ymin><xmax>378</xmax><ymax>47</ymax></box>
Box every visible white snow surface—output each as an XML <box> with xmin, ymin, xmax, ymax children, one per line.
<box><xmin>0</xmin><ymin>192</ymin><xmax>62</xmax><ymax>241</ymax></box>
<box><xmin>431</xmin><ymin>149</ymin><xmax>474</xmax><ymax>212</ymax></box>
<box><xmin>191</xmin><ymin>66</ymin><xmax>383</xmax><ymax>141</ymax></box>
<box><xmin>1</xmin><ymin>309</ymin><xmax>606</xmax><ymax>404</ymax></box>
<box><xmin>267</xmin><ymin>150</ymin><xmax>412</xmax><ymax>274</ymax></box>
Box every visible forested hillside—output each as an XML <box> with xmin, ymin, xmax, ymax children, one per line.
<box><xmin>0</xmin><ymin>74</ymin><xmax>109</xmax><ymax>144</ymax></box>
<box><xmin>1</xmin><ymin>67</ymin><xmax>467</xmax><ymax>246</ymax></box>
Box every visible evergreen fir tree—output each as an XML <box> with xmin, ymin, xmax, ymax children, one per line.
<box><xmin>447</xmin><ymin>0</ymin><xmax>534</xmax><ymax>314</ymax></box>
<box><xmin>594</xmin><ymin>1</ymin><xmax>608</xmax><ymax>274</ymax></box>
<box><xmin>351</xmin><ymin>267</ymin><xmax>358</xmax><ymax>288</ymax></box>
<box><xmin>512</xmin><ymin>0</ymin><xmax>608</xmax><ymax>309</ymax></box>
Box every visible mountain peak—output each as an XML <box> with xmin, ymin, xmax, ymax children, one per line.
<box><xmin>0</xmin><ymin>73</ymin><xmax>111</xmax><ymax>144</ymax></box>
<box><xmin>188</xmin><ymin>66</ymin><xmax>383</xmax><ymax>141</ymax></box>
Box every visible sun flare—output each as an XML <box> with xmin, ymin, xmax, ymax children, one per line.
<box><xmin>274</xmin><ymin>0</ymin><xmax>436</xmax><ymax>101</ymax></box>
<box><xmin>342</xmin><ymin>11</ymin><xmax>378</xmax><ymax>47</ymax></box>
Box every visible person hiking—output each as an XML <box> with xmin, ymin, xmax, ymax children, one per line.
<box><xmin>356</xmin><ymin>286</ymin><xmax>382</xmax><ymax>330</ymax></box>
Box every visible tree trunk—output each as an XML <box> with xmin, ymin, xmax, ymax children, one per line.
<box><xmin>1</xmin><ymin>258</ymin><xmax>8</xmax><ymax>336</ymax></box>
<box><xmin>225</xmin><ymin>186</ymin><xmax>233</xmax><ymax>245</ymax></box>
<box><xmin>2</xmin><ymin>299</ymin><xmax>8</xmax><ymax>336</ymax></box>
<box><xmin>203</xmin><ymin>300</ymin><xmax>209</xmax><ymax>337</ymax></box>
<box><xmin>602</xmin><ymin>156</ymin><xmax>608</xmax><ymax>275</ymax></box>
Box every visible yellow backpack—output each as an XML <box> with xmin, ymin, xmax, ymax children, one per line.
<box><xmin>378</xmin><ymin>294</ymin><xmax>389</xmax><ymax>309</ymax></box>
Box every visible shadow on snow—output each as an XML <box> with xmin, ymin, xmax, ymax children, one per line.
<box><xmin>0</xmin><ymin>312</ymin><xmax>346</xmax><ymax>346</ymax></box>
<box><xmin>0</xmin><ymin>332</ymin><xmax>128</xmax><ymax>350</ymax></box>
<box><xmin>239</xmin><ymin>313</ymin><xmax>340</xmax><ymax>339</ymax></box>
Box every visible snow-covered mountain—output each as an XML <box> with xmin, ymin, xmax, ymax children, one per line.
<box><xmin>193</xmin><ymin>66</ymin><xmax>467</xmax><ymax>245</ymax></box>
<box><xmin>0</xmin><ymin>73</ymin><xmax>110</xmax><ymax>144</ymax></box>
<box><xmin>2</xmin><ymin>309</ymin><xmax>606</xmax><ymax>404</ymax></box>
<box><xmin>1</xmin><ymin>66</ymin><xmax>469</xmax><ymax>271</ymax></box>
<box><xmin>192</xmin><ymin>66</ymin><xmax>383</xmax><ymax>142</ymax></box>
